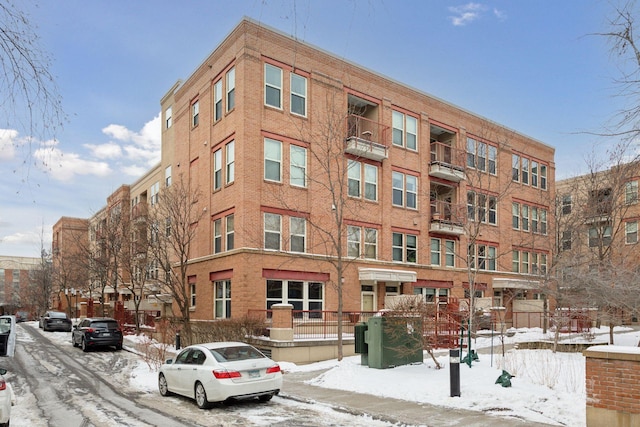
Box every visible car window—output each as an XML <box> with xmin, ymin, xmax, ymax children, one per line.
<box><xmin>208</xmin><ymin>346</ymin><xmax>265</xmax><ymax>362</ymax></box>
<box><xmin>50</xmin><ymin>312</ymin><xmax>67</xmax><ymax>319</ymax></box>
<box><xmin>90</xmin><ymin>321</ymin><xmax>118</xmax><ymax>330</ymax></box>
<box><xmin>190</xmin><ymin>350</ymin><xmax>206</xmax><ymax>365</ymax></box>
<box><xmin>175</xmin><ymin>349</ymin><xmax>192</xmax><ymax>364</ymax></box>
<box><xmin>80</xmin><ymin>320</ymin><xmax>89</xmax><ymax>327</ymax></box>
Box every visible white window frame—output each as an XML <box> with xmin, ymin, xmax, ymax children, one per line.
<box><xmin>347</xmin><ymin>225</ymin><xmax>361</xmax><ymax>258</ymax></box>
<box><xmin>214</xmin><ymin>279</ymin><xmax>232</xmax><ymax>319</ymax></box>
<box><xmin>430</xmin><ymin>238</ymin><xmax>441</xmax><ymax>266</ymax></box>
<box><xmin>214</xmin><ymin>79</ymin><xmax>223</xmax><ymax>121</ymax></box>
<box><xmin>445</xmin><ymin>240</ymin><xmax>455</xmax><ymax>267</ymax></box>
<box><xmin>264</xmin><ymin>213</ymin><xmax>282</xmax><ymax>250</ymax></box>
<box><xmin>192</xmin><ymin>100</ymin><xmax>199</xmax><ymax>127</ymax></box>
<box><xmin>264</xmin><ymin>138</ymin><xmax>282</xmax><ymax>182</ymax></box>
<box><xmin>226</xmin><ymin>140</ymin><xmax>235</xmax><ymax>184</ymax></box>
<box><xmin>290</xmin><ymin>217</ymin><xmax>306</xmax><ymax>253</ymax></box>
<box><xmin>348</xmin><ymin>160</ymin><xmax>361</xmax><ymax>198</ymax></box>
<box><xmin>213</xmin><ymin>149</ymin><xmax>222</xmax><ymax>191</ymax></box>
<box><xmin>364</xmin><ymin>228</ymin><xmax>378</xmax><ymax>259</ymax></box>
<box><xmin>226</xmin><ymin>214</ymin><xmax>234</xmax><ymax>250</ymax></box>
<box><xmin>214</xmin><ymin>219</ymin><xmax>222</xmax><ymax>253</ymax></box>
<box><xmin>165</xmin><ymin>106</ymin><xmax>172</xmax><ymax>129</ymax></box>
<box><xmin>190</xmin><ymin>282</ymin><xmax>196</xmax><ymax>307</ymax></box>
<box><xmin>626</xmin><ymin>180</ymin><xmax>638</xmax><ymax>205</ymax></box>
<box><xmin>290</xmin><ymin>145</ymin><xmax>307</xmax><ymax>188</ymax></box>
<box><xmin>512</xmin><ymin>154</ymin><xmax>520</xmax><ymax>182</ymax></box>
<box><xmin>290</xmin><ymin>73</ymin><xmax>307</xmax><ymax>117</ymax></box>
<box><xmin>226</xmin><ymin>67</ymin><xmax>235</xmax><ymax>112</ymax></box>
<box><xmin>364</xmin><ymin>164</ymin><xmax>378</xmax><ymax>201</ymax></box>
<box><xmin>165</xmin><ymin>165</ymin><xmax>172</xmax><ymax>187</ymax></box>
<box><xmin>626</xmin><ymin>221</ymin><xmax>638</xmax><ymax>244</ymax></box>
<box><xmin>264</xmin><ymin>63</ymin><xmax>283</xmax><ymax>109</ymax></box>
<box><xmin>392</xmin><ymin>111</ymin><xmax>418</xmax><ymax>150</ymax></box>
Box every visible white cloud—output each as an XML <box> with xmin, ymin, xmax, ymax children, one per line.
<box><xmin>121</xmin><ymin>164</ymin><xmax>148</xmax><ymax>177</ymax></box>
<box><xmin>83</xmin><ymin>142</ymin><xmax>123</xmax><ymax>159</ymax></box>
<box><xmin>0</xmin><ymin>129</ymin><xmax>18</xmax><ymax>160</ymax></box>
<box><xmin>34</xmin><ymin>140</ymin><xmax>112</xmax><ymax>182</ymax></box>
<box><xmin>494</xmin><ymin>8</ymin><xmax>507</xmax><ymax>21</ymax></box>
<box><xmin>102</xmin><ymin>113</ymin><xmax>161</xmax><ymax>165</ymax></box>
<box><xmin>449</xmin><ymin>3</ymin><xmax>488</xmax><ymax>26</ymax></box>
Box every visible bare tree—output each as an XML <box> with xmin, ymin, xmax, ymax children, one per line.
<box><xmin>24</xmin><ymin>248</ymin><xmax>53</xmax><ymax>317</ymax></box>
<box><xmin>0</xmin><ymin>1</ymin><xmax>64</xmax><ymax>168</ymax></box>
<box><xmin>149</xmin><ymin>176</ymin><xmax>205</xmax><ymax>345</ymax></box>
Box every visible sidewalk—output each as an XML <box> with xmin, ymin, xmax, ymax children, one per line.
<box><xmin>279</xmin><ymin>368</ymin><xmax>556</xmax><ymax>427</ymax></box>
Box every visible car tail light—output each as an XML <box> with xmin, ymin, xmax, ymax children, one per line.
<box><xmin>266</xmin><ymin>365</ymin><xmax>281</xmax><ymax>374</ymax></box>
<box><xmin>86</xmin><ymin>328</ymin><xmax>95</xmax><ymax>333</ymax></box>
<box><xmin>0</xmin><ymin>378</ymin><xmax>6</xmax><ymax>391</ymax></box>
<box><xmin>213</xmin><ymin>369</ymin><xmax>241</xmax><ymax>379</ymax></box>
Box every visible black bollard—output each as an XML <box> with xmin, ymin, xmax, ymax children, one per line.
<box><xmin>175</xmin><ymin>332</ymin><xmax>181</xmax><ymax>350</ymax></box>
<box><xmin>450</xmin><ymin>349</ymin><xmax>461</xmax><ymax>397</ymax></box>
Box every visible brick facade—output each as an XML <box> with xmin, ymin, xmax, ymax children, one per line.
<box><xmin>584</xmin><ymin>346</ymin><xmax>640</xmax><ymax>426</ymax></box>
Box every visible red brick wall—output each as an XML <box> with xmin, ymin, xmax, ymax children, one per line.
<box><xmin>584</xmin><ymin>346</ymin><xmax>640</xmax><ymax>425</ymax></box>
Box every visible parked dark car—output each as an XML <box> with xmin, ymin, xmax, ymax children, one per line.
<box><xmin>72</xmin><ymin>317</ymin><xmax>123</xmax><ymax>352</ymax></box>
<box><xmin>39</xmin><ymin>311</ymin><xmax>72</xmax><ymax>332</ymax></box>
<box><xmin>14</xmin><ymin>311</ymin><xmax>28</xmax><ymax>323</ymax></box>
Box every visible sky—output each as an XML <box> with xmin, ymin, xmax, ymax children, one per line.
<box><xmin>12</xmin><ymin>323</ymin><xmax>640</xmax><ymax>426</ymax></box>
<box><xmin>0</xmin><ymin>0</ymin><xmax>628</xmax><ymax>257</ymax></box>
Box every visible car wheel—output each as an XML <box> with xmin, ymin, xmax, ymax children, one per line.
<box><xmin>115</xmin><ymin>343</ymin><xmax>123</xmax><ymax>351</ymax></box>
<box><xmin>81</xmin><ymin>338</ymin><xmax>89</xmax><ymax>352</ymax></box>
<box><xmin>194</xmin><ymin>382</ymin><xmax>211</xmax><ymax>409</ymax></box>
<box><xmin>258</xmin><ymin>394</ymin><xmax>273</xmax><ymax>402</ymax></box>
<box><xmin>158</xmin><ymin>373</ymin><xmax>172</xmax><ymax>397</ymax></box>
<box><xmin>72</xmin><ymin>335</ymin><xmax>78</xmax><ymax>348</ymax></box>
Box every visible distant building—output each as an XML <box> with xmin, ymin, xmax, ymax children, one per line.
<box><xmin>0</xmin><ymin>255</ymin><xmax>41</xmax><ymax>315</ymax></box>
<box><xmin>55</xmin><ymin>18</ymin><xmax>556</xmax><ymax>330</ymax></box>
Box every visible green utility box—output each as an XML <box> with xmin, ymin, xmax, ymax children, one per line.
<box><xmin>365</xmin><ymin>315</ymin><xmax>423</xmax><ymax>369</ymax></box>
<box><xmin>354</xmin><ymin>322</ymin><xmax>369</xmax><ymax>365</ymax></box>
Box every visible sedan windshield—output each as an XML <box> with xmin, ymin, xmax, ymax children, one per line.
<box><xmin>49</xmin><ymin>312</ymin><xmax>67</xmax><ymax>319</ymax></box>
<box><xmin>208</xmin><ymin>346</ymin><xmax>265</xmax><ymax>362</ymax></box>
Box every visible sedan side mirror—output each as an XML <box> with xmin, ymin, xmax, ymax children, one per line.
<box><xmin>165</xmin><ymin>359</ymin><xmax>173</xmax><ymax>364</ymax></box>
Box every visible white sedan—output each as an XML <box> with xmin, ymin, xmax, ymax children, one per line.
<box><xmin>158</xmin><ymin>342</ymin><xmax>282</xmax><ymax>409</ymax></box>
<box><xmin>0</xmin><ymin>367</ymin><xmax>13</xmax><ymax>427</ymax></box>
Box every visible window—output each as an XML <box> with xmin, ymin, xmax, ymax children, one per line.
<box><xmin>364</xmin><ymin>164</ymin><xmax>378</xmax><ymax>201</ymax></box>
<box><xmin>347</xmin><ymin>225</ymin><xmax>361</xmax><ymax>258</ymax></box>
<box><xmin>512</xmin><ymin>154</ymin><xmax>520</xmax><ymax>182</ymax></box>
<box><xmin>445</xmin><ymin>240</ymin><xmax>455</xmax><ymax>267</ymax></box>
<box><xmin>540</xmin><ymin>164</ymin><xmax>547</xmax><ymax>190</ymax></box>
<box><xmin>392</xmin><ymin>111</ymin><xmax>417</xmax><ymax>150</ymax></box>
<box><xmin>521</xmin><ymin>205</ymin><xmax>529</xmax><ymax>231</ymax></box>
<box><xmin>364</xmin><ymin>228</ymin><xmax>377</xmax><ymax>259</ymax></box>
<box><xmin>488</xmin><ymin>145</ymin><xmax>497</xmax><ymax>175</ymax></box>
<box><xmin>531</xmin><ymin>207</ymin><xmax>539</xmax><ymax>233</ymax></box>
<box><xmin>471</xmin><ymin>244</ymin><xmax>497</xmax><ymax>271</ymax></box>
<box><xmin>214</xmin><ymin>280</ymin><xmax>231</xmax><ymax>319</ymax></box>
<box><xmin>626</xmin><ymin>180</ymin><xmax>638</xmax><ymax>204</ymax></box>
<box><xmin>226</xmin><ymin>140</ymin><xmax>235</xmax><ymax>184</ymax></box>
<box><xmin>190</xmin><ymin>282</ymin><xmax>196</xmax><ymax>307</ymax></box>
<box><xmin>512</xmin><ymin>251</ymin><xmax>520</xmax><ymax>273</ymax></box>
<box><xmin>626</xmin><ymin>221</ymin><xmax>638</xmax><ymax>244</ymax></box>
<box><xmin>265</xmin><ymin>63</ymin><xmax>282</xmax><ymax>108</ymax></box>
<box><xmin>346</xmin><ymin>226</ymin><xmax>376</xmax><ymax>259</ymax></box>
<box><xmin>214</xmin><ymin>79</ymin><xmax>222</xmax><ymax>121</ymax></box>
<box><xmin>521</xmin><ymin>252</ymin><xmax>529</xmax><ymax>274</ymax></box>
<box><xmin>192</xmin><ymin>100</ymin><xmax>199</xmax><ymax>127</ymax></box>
<box><xmin>150</xmin><ymin>182</ymin><xmax>160</xmax><ymax>206</ymax></box>
<box><xmin>348</xmin><ymin>160</ymin><xmax>361</xmax><ymax>197</ymax></box>
<box><xmin>290</xmin><ymin>217</ymin><xmax>306</xmax><ymax>253</ymax></box>
<box><xmin>521</xmin><ymin>158</ymin><xmax>529</xmax><ymax>185</ymax></box>
<box><xmin>540</xmin><ymin>209</ymin><xmax>547</xmax><ymax>234</ymax></box>
<box><xmin>512</xmin><ymin>203</ymin><xmax>520</xmax><ymax>229</ymax></box>
<box><xmin>290</xmin><ymin>145</ymin><xmax>307</xmax><ymax>187</ymax></box>
<box><xmin>165</xmin><ymin>106</ymin><xmax>172</xmax><ymax>129</ymax></box>
<box><xmin>264</xmin><ymin>213</ymin><xmax>281</xmax><ymax>250</ymax></box>
<box><xmin>561</xmin><ymin>231</ymin><xmax>572</xmax><ymax>251</ymax></box>
<box><xmin>466</xmin><ymin>138</ymin><xmax>490</xmax><ymax>172</ymax></box>
<box><xmin>392</xmin><ymin>232</ymin><xmax>417</xmax><ymax>263</ymax></box>
<box><xmin>264</xmin><ymin>138</ymin><xmax>282</xmax><ymax>182</ymax></box>
<box><xmin>165</xmin><ymin>165</ymin><xmax>172</xmax><ymax>187</ymax></box>
<box><xmin>165</xmin><ymin>217</ymin><xmax>171</xmax><ymax>237</ymax></box>
<box><xmin>531</xmin><ymin>160</ymin><xmax>538</xmax><ymax>187</ymax></box>
<box><xmin>226</xmin><ymin>214</ymin><xmax>234</xmax><ymax>250</ymax></box>
<box><xmin>414</xmin><ymin>287</ymin><xmax>449</xmax><ymax>303</ymax></box>
<box><xmin>213</xmin><ymin>149</ymin><xmax>222</xmax><ymax>190</ymax></box>
<box><xmin>214</xmin><ymin>219</ymin><xmax>222</xmax><ymax>253</ymax></box>
<box><xmin>226</xmin><ymin>67</ymin><xmax>235</xmax><ymax>111</ymax></box>
<box><xmin>430</xmin><ymin>238</ymin><xmax>441</xmax><ymax>265</ymax></box>
<box><xmin>562</xmin><ymin>194</ymin><xmax>572</xmax><ymax>215</ymax></box>
<box><xmin>392</xmin><ymin>171</ymin><xmax>417</xmax><ymax>209</ymax></box>
<box><xmin>468</xmin><ymin>191</ymin><xmax>496</xmax><ymax>225</ymax></box>
<box><xmin>291</xmin><ymin>73</ymin><xmax>307</xmax><ymax>116</ymax></box>
<box><xmin>588</xmin><ymin>225</ymin><xmax>612</xmax><ymax>247</ymax></box>
<box><xmin>266</xmin><ymin>279</ymin><xmax>324</xmax><ymax>312</ymax></box>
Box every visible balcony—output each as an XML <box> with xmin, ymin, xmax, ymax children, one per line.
<box><xmin>131</xmin><ymin>203</ymin><xmax>148</xmax><ymax>223</ymax></box>
<box><xmin>429</xmin><ymin>141</ymin><xmax>466</xmax><ymax>182</ymax></box>
<box><xmin>430</xmin><ymin>200</ymin><xmax>466</xmax><ymax>236</ymax></box>
<box><xmin>344</xmin><ymin>114</ymin><xmax>389</xmax><ymax>161</ymax></box>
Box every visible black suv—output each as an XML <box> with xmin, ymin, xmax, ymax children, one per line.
<box><xmin>40</xmin><ymin>311</ymin><xmax>72</xmax><ymax>332</ymax></box>
<box><xmin>72</xmin><ymin>317</ymin><xmax>123</xmax><ymax>352</ymax></box>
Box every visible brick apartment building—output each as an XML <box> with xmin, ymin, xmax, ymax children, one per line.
<box><xmin>0</xmin><ymin>255</ymin><xmax>41</xmax><ymax>316</ymax></box>
<box><xmin>55</xmin><ymin>18</ymin><xmax>556</xmax><ymax>328</ymax></box>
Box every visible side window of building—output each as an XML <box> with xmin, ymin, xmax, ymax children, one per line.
<box><xmin>265</xmin><ymin>63</ymin><xmax>283</xmax><ymax>109</ymax></box>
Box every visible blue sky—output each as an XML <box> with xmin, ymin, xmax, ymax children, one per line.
<box><xmin>0</xmin><ymin>0</ymin><xmax>624</xmax><ymax>257</ymax></box>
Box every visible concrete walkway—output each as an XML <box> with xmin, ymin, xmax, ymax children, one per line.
<box><xmin>279</xmin><ymin>369</ymin><xmax>557</xmax><ymax>427</ymax></box>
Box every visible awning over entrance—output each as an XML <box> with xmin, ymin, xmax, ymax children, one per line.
<box><xmin>492</xmin><ymin>278</ymin><xmax>540</xmax><ymax>290</ymax></box>
<box><xmin>358</xmin><ymin>268</ymin><xmax>417</xmax><ymax>283</ymax></box>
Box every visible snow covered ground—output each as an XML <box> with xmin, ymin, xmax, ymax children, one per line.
<box><xmin>12</xmin><ymin>324</ymin><xmax>640</xmax><ymax>426</ymax></box>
